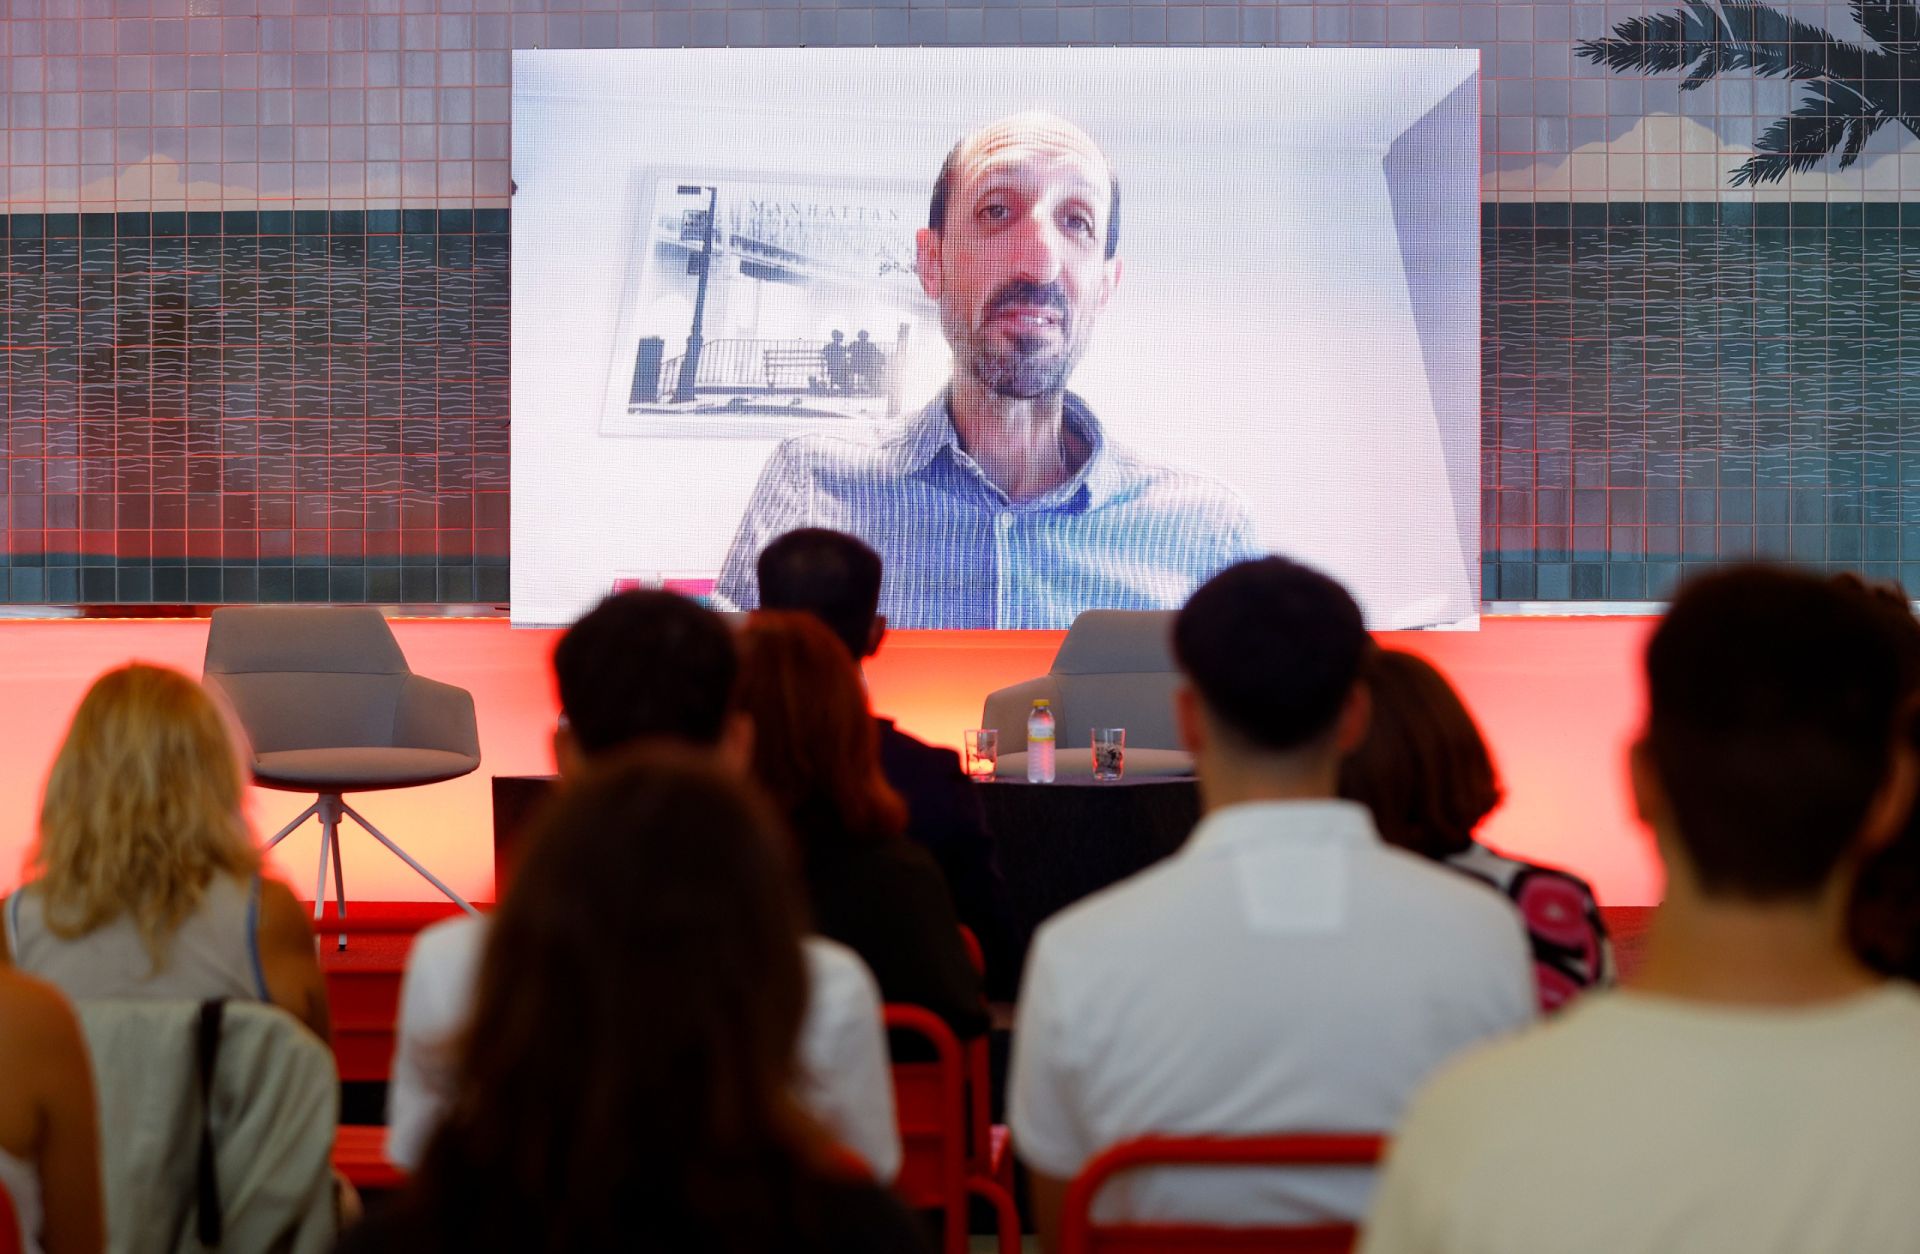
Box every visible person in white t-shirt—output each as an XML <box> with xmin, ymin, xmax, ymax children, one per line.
<box><xmin>385</xmin><ymin>591</ymin><xmax>900</xmax><ymax>1181</ymax></box>
<box><xmin>1363</xmin><ymin>565</ymin><xmax>1920</xmax><ymax>1254</ymax></box>
<box><xmin>1009</xmin><ymin>557</ymin><xmax>1536</xmax><ymax>1251</ymax></box>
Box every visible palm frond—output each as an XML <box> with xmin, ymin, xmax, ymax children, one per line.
<box><xmin>1849</xmin><ymin>0</ymin><xmax>1920</xmax><ymax>55</ymax></box>
<box><xmin>1729</xmin><ymin>84</ymin><xmax>1892</xmax><ymax>183</ymax></box>
<box><xmin>1578</xmin><ymin>0</ymin><xmax>1879</xmax><ymax>88</ymax></box>
<box><xmin>1715</xmin><ymin>0</ymin><xmax>1877</xmax><ymax>80</ymax></box>
<box><xmin>1576</xmin><ymin>0</ymin><xmax>1730</xmax><ymax>86</ymax></box>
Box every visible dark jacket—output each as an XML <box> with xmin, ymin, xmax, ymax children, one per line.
<box><xmin>874</xmin><ymin>719</ymin><xmax>1018</xmax><ymax>999</ymax></box>
<box><xmin>802</xmin><ymin>820</ymin><xmax>990</xmax><ymax>1042</ymax></box>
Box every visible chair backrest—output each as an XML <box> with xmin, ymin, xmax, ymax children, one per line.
<box><xmin>885</xmin><ymin>1004</ymin><xmax>969</xmax><ymax>1254</ymax></box>
<box><xmin>981</xmin><ymin>611</ymin><xmax>1184</xmax><ymax>754</ymax></box>
<box><xmin>0</xmin><ymin>1173</ymin><xmax>21</xmax><ymax>1254</ymax></box>
<box><xmin>1060</xmin><ymin>1134</ymin><xmax>1387</xmax><ymax>1254</ymax></box>
<box><xmin>1050</xmin><ymin>611</ymin><xmax>1179</xmax><ymax>676</ymax></box>
<box><xmin>203</xmin><ymin>607</ymin><xmax>412</xmax><ymax>755</ymax></box>
<box><xmin>1051</xmin><ymin>611</ymin><xmax>1182</xmax><ymax>750</ymax></box>
<box><xmin>78</xmin><ymin>999</ymin><xmax>339</xmax><ymax>1254</ymax></box>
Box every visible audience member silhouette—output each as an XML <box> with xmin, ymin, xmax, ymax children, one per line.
<box><xmin>1339</xmin><ymin>648</ymin><xmax>1615</xmax><ymax>1010</ymax></box>
<box><xmin>1</xmin><ymin>664</ymin><xmax>329</xmax><ymax>1041</ymax></box>
<box><xmin>0</xmin><ymin>967</ymin><xmax>103</xmax><ymax>1254</ymax></box>
<box><xmin>737</xmin><ymin>612</ymin><xmax>989</xmax><ymax>1041</ymax></box>
<box><xmin>1363</xmin><ymin>565</ymin><xmax>1920</xmax><ymax>1254</ymax></box>
<box><xmin>386</xmin><ymin>591</ymin><xmax>899</xmax><ymax>1181</ymax></box>
<box><xmin>1010</xmin><ymin>557</ymin><xmax>1533</xmax><ymax>1250</ymax></box>
<box><xmin>337</xmin><ymin>755</ymin><xmax>931</xmax><ymax>1254</ymax></box>
<box><xmin>756</xmin><ymin>527</ymin><xmax>1017</xmax><ymax>996</ymax></box>
<box><xmin>1834</xmin><ymin>574</ymin><xmax>1920</xmax><ymax>982</ymax></box>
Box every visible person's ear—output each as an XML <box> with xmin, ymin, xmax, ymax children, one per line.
<box><xmin>1175</xmin><ymin>684</ymin><xmax>1207</xmax><ymax>756</ymax></box>
<box><xmin>1332</xmin><ymin>679</ymin><xmax>1371</xmax><ymax>757</ymax></box>
<box><xmin>1859</xmin><ymin>726</ymin><xmax>1920</xmax><ymax>856</ymax></box>
<box><xmin>1628</xmin><ymin>731</ymin><xmax>1666</xmax><ymax>830</ymax></box>
<box><xmin>865</xmin><ymin>614</ymin><xmax>888</xmax><ymax>660</ymax></box>
<box><xmin>553</xmin><ymin>722</ymin><xmax>585</xmax><ymax>782</ymax></box>
<box><xmin>717</xmin><ymin>711</ymin><xmax>755</xmax><ymax>777</ymax></box>
<box><xmin>915</xmin><ymin>227</ymin><xmax>943</xmax><ymax>301</ymax></box>
<box><xmin>1098</xmin><ymin>255</ymin><xmax>1122</xmax><ymax>312</ymax></box>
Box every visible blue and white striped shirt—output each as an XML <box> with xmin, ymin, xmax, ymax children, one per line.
<box><xmin>716</xmin><ymin>392</ymin><xmax>1262</xmax><ymax>629</ymax></box>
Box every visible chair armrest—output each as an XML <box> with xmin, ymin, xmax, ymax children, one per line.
<box><xmin>394</xmin><ymin>675</ymin><xmax>481</xmax><ymax>758</ymax></box>
<box><xmin>980</xmin><ymin>676</ymin><xmax>1060</xmax><ymax>756</ymax></box>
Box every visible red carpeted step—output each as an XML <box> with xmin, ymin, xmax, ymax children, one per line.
<box><xmin>313</xmin><ymin>903</ymin><xmax>493</xmax><ymax>1082</ymax></box>
<box><xmin>334</xmin><ymin>1124</ymin><xmax>407</xmax><ymax>1192</ymax></box>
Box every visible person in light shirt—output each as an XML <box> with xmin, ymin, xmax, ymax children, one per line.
<box><xmin>1009</xmin><ymin>556</ymin><xmax>1534</xmax><ymax>1251</ymax></box>
<box><xmin>386</xmin><ymin>591</ymin><xmax>900</xmax><ymax>1182</ymax></box>
<box><xmin>716</xmin><ymin>111</ymin><xmax>1259</xmax><ymax>629</ymax></box>
<box><xmin>1362</xmin><ymin>565</ymin><xmax>1920</xmax><ymax>1254</ymax></box>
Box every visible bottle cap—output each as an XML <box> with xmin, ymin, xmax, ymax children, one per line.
<box><xmin>1033</xmin><ymin>699</ymin><xmax>1050</xmax><ymax>708</ymax></box>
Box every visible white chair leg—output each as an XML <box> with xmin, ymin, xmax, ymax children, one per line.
<box><xmin>265</xmin><ymin>800</ymin><xmax>323</xmax><ymax>851</ymax></box>
<box><xmin>329</xmin><ymin>821</ymin><xmax>348</xmax><ymax>952</ymax></box>
<box><xmin>340</xmin><ymin>800</ymin><xmax>480</xmax><ymax>916</ymax></box>
<box><xmin>315</xmin><ymin>794</ymin><xmax>349</xmax><ymax>950</ymax></box>
<box><xmin>313</xmin><ymin>806</ymin><xmax>334</xmax><ymax>925</ymax></box>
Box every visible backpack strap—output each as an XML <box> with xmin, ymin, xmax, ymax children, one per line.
<box><xmin>195</xmin><ymin>998</ymin><xmax>227</xmax><ymax>1248</ymax></box>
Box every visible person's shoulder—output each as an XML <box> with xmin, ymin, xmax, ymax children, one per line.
<box><xmin>803</xmin><ymin>934</ymin><xmax>880</xmax><ymax>1000</ymax></box>
<box><xmin>0</xmin><ymin>966</ymin><xmax>82</xmax><ymax>1051</ymax></box>
<box><xmin>1094</xmin><ymin>439</ymin><xmax>1255</xmax><ymax>527</ymax></box>
<box><xmin>762</xmin><ymin>424</ymin><xmax>912</xmax><ymax>481</ymax></box>
<box><xmin>1369</xmin><ymin>841</ymin><xmax>1532</xmax><ymax>936</ymax></box>
<box><xmin>876</xmin><ymin>720</ymin><xmax>965</xmax><ymax>778</ymax></box>
<box><xmin>1406</xmin><ymin>994</ymin><xmax>1619</xmax><ymax>1124</ymax></box>
<box><xmin>407</xmin><ymin>912</ymin><xmax>492</xmax><ymax>977</ymax></box>
<box><xmin>1029</xmin><ymin>852</ymin><xmax>1194</xmax><ymax>967</ymax></box>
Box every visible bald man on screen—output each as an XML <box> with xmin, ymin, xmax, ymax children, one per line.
<box><xmin>716</xmin><ymin>111</ymin><xmax>1259</xmax><ymax>629</ymax></box>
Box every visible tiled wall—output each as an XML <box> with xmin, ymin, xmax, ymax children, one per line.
<box><xmin>0</xmin><ymin>0</ymin><xmax>1913</xmax><ymax>603</ymax></box>
<box><xmin>0</xmin><ymin>207</ymin><xmax>507</xmax><ymax>603</ymax></box>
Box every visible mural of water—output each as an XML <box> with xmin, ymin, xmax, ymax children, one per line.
<box><xmin>0</xmin><ymin>1</ymin><xmax>1917</xmax><ymax>604</ymax></box>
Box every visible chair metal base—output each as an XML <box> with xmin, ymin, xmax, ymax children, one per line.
<box><xmin>264</xmin><ymin>792</ymin><xmax>480</xmax><ymax>950</ymax></box>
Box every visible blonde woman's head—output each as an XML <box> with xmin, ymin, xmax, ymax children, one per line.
<box><xmin>34</xmin><ymin>663</ymin><xmax>258</xmax><ymax>963</ymax></box>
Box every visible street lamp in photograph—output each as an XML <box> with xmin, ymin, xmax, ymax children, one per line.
<box><xmin>672</xmin><ymin>183</ymin><xmax>718</xmax><ymax>403</ymax></box>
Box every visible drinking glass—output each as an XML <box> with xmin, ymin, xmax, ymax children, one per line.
<box><xmin>964</xmin><ymin>729</ymin><xmax>999</xmax><ymax>780</ymax></box>
<box><xmin>1092</xmin><ymin>728</ymin><xmax>1125</xmax><ymax>781</ymax></box>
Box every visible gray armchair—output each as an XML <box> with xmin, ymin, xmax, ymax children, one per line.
<box><xmin>203</xmin><ymin>607</ymin><xmax>481</xmax><ymax>939</ymax></box>
<box><xmin>980</xmin><ymin>610</ymin><xmax>1194</xmax><ymax>780</ymax></box>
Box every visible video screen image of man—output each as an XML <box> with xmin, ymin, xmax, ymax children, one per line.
<box><xmin>716</xmin><ymin>112</ymin><xmax>1261</xmax><ymax>630</ymax></box>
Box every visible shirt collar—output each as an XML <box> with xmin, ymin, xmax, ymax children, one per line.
<box><xmin>893</xmin><ymin>390</ymin><xmax>1124</xmax><ymax>510</ymax></box>
<box><xmin>1183</xmin><ymin>799</ymin><xmax>1383</xmax><ymax>859</ymax></box>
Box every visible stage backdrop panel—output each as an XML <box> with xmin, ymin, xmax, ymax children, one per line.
<box><xmin>510</xmin><ymin>48</ymin><xmax>1483</xmax><ymax>631</ymax></box>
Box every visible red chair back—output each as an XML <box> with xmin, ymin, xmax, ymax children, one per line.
<box><xmin>0</xmin><ymin>1171</ymin><xmax>21</xmax><ymax>1254</ymax></box>
<box><xmin>885</xmin><ymin>1004</ymin><xmax>970</xmax><ymax>1254</ymax></box>
<box><xmin>1060</xmin><ymin>1133</ymin><xmax>1387</xmax><ymax>1254</ymax></box>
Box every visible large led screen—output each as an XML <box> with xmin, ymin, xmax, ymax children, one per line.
<box><xmin>512</xmin><ymin>48</ymin><xmax>1481</xmax><ymax>629</ymax></box>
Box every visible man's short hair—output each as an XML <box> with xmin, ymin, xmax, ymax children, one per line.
<box><xmin>927</xmin><ymin>137</ymin><xmax>1122</xmax><ymax>261</ymax></box>
<box><xmin>1173</xmin><ymin>557</ymin><xmax>1371</xmax><ymax>752</ymax></box>
<box><xmin>552</xmin><ymin>591</ymin><xmax>737</xmax><ymax>756</ymax></box>
<box><xmin>1647</xmin><ymin>565</ymin><xmax>1910</xmax><ymax>901</ymax></box>
<box><xmin>756</xmin><ymin>528</ymin><xmax>882</xmax><ymax>661</ymax></box>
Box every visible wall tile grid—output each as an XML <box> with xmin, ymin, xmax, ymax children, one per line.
<box><xmin>0</xmin><ymin>0</ymin><xmax>1912</xmax><ymax>603</ymax></box>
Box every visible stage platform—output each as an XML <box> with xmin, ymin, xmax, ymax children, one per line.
<box><xmin>0</xmin><ymin>615</ymin><xmax>1662</xmax><ymax>909</ymax></box>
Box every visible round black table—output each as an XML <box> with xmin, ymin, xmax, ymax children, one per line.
<box><xmin>494</xmin><ymin>771</ymin><xmax>1204</xmax><ymax>993</ymax></box>
<box><xmin>971</xmin><ymin>775</ymin><xmax>1202</xmax><ymax>979</ymax></box>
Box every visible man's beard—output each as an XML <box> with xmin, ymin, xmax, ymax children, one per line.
<box><xmin>957</xmin><ymin>280</ymin><xmax>1081</xmax><ymax>400</ymax></box>
<box><xmin>967</xmin><ymin>336</ymin><xmax>1076</xmax><ymax>400</ymax></box>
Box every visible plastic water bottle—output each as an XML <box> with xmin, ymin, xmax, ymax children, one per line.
<box><xmin>1026</xmin><ymin>699</ymin><xmax>1056</xmax><ymax>784</ymax></box>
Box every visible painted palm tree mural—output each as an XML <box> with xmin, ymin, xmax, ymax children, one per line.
<box><xmin>1576</xmin><ymin>0</ymin><xmax>1920</xmax><ymax>185</ymax></box>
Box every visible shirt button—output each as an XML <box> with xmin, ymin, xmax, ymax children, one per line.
<box><xmin>996</xmin><ymin>512</ymin><xmax>1014</xmax><ymax>531</ymax></box>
